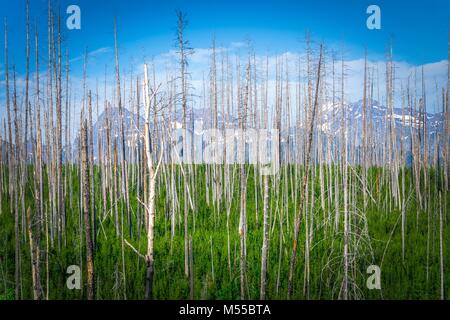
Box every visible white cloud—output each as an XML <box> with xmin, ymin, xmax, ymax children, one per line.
<box><xmin>70</xmin><ymin>46</ymin><xmax>113</xmax><ymax>63</ymax></box>
<box><xmin>0</xmin><ymin>43</ymin><xmax>447</xmax><ymax>142</ymax></box>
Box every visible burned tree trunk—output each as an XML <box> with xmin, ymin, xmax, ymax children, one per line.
<box><xmin>260</xmin><ymin>58</ymin><xmax>270</xmax><ymax>300</ymax></box>
<box><xmin>287</xmin><ymin>44</ymin><xmax>323</xmax><ymax>299</ymax></box>
<box><xmin>143</xmin><ymin>63</ymin><xmax>162</xmax><ymax>300</ymax></box>
<box><xmin>81</xmin><ymin>119</ymin><xmax>95</xmax><ymax>300</ymax></box>
<box><xmin>27</xmin><ymin>207</ymin><xmax>43</xmax><ymax>299</ymax></box>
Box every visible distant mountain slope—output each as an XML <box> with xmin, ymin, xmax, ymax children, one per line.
<box><xmin>73</xmin><ymin>100</ymin><xmax>445</xmax><ymax>163</ymax></box>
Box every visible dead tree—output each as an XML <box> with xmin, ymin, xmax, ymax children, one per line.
<box><xmin>33</xmin><ymin>25</ymin><xmax>44</xmax><ymax>301</ymax></box>
<box><xmin>27</xmin><ymin>207</ymin><xmax>43</xmax><ymax>299</ymax></box>
<box><xmin>81</xmin><ymin>119</ymin><xmax>95</xmax><ymax>300</ymax></box>
<box><xmin>287</xmin><ymin>44</ymin><xmax>323</xmax><ymax>299</ymax></box>
<box><xmin>114</xmin><ymin>18</ymin><xmax>131</xmax><ymax>237</ymax></box>
<box><xmin>260</xmin><ymin>55</ymin><xmax>270</xmax><ymax>300</ymax></box>
<box><xmin>143</xmin><ymin>63</ymin><xmax>163</xmax><ymax>299</ymax></box>
<box><xmin>239</xmin><ymin>60</ymin><xmax>250</xmax><ymax>300</ymax></box>
<box><xmin>176</xmin><ymin>10</ymin><xmax>191</xmax><ymax>279</ymax></box>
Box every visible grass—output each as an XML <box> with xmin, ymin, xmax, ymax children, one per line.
<box><xmin>0</xmin><ymin>164</ymin><xmax>448</xmax><ymax>299</ymax></box>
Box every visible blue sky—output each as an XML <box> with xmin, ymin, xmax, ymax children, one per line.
<box><xmin>0</xmin><ymin>0</ymin><xmax>449</xmax><ymax>69</ymax></box>
<box><xmin>0</xmin><ymin>0</ymin><xmax>448</xmax><ymax>117</ymax></box>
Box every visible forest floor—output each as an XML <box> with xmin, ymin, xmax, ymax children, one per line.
<box><xmin>0</xmin><ymin>164</ymin><xmax>448</xmax><ymax>299</ymax></box>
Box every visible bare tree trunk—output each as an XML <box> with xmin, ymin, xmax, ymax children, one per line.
<box><xmin>33</xmin><ymin>25</ymin><xmax>44</xmax><ymax>300</ymax></box>
<box><xmin>81</xmin><ymin>119</ymin><xmax>95</xmax><ymax>300</ymax></box>
<box><xmin>287</xmin><ymin>44</ymin><xmax>323</xmax><ymax>299</ymax></box>
<box><xmin>239</xmin><ymin>60</ymin><xmax>250</xmax><ymax>300</ymax></box>
<box><xmin>260</xmin><ymin>58</ymin><xmax>270</xmax><ymax>300</ymax></box>
<box><xmin>13</xmin><ymin>67</ymin><xmax>22</xmax><ymax>300</ymax></box>
<box><xmin>143</xmin><ymin>63</ymin><xmax>162</xmax><ymax>299</ymax></box>
<box><xmin>27</xmin><ymin>207</ymin><xmax>43</xmax><ymax>299</ymax></box>
<box><xmin>189</xmin><ymin>236</ymin><xmax>194</xmax><ymax>299</ymax></box>
<box><xmin>114</xmin><ymin>18</ymin><xmax>131</xmax><ymax>237</ymax></box>
<box><xmin>342</xmin><ymin>47</ymin><xmax>349</xmax><ymax>300</ymax></box>
<box><xmin>439</xmin><ymin>192</ymin><xmax>445</xmax><ymax>299</ymax></box>
<box><xmin>176</xmin><ymin>11</ymin><xmax>191</xmax><ymax>279</ymax></box>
